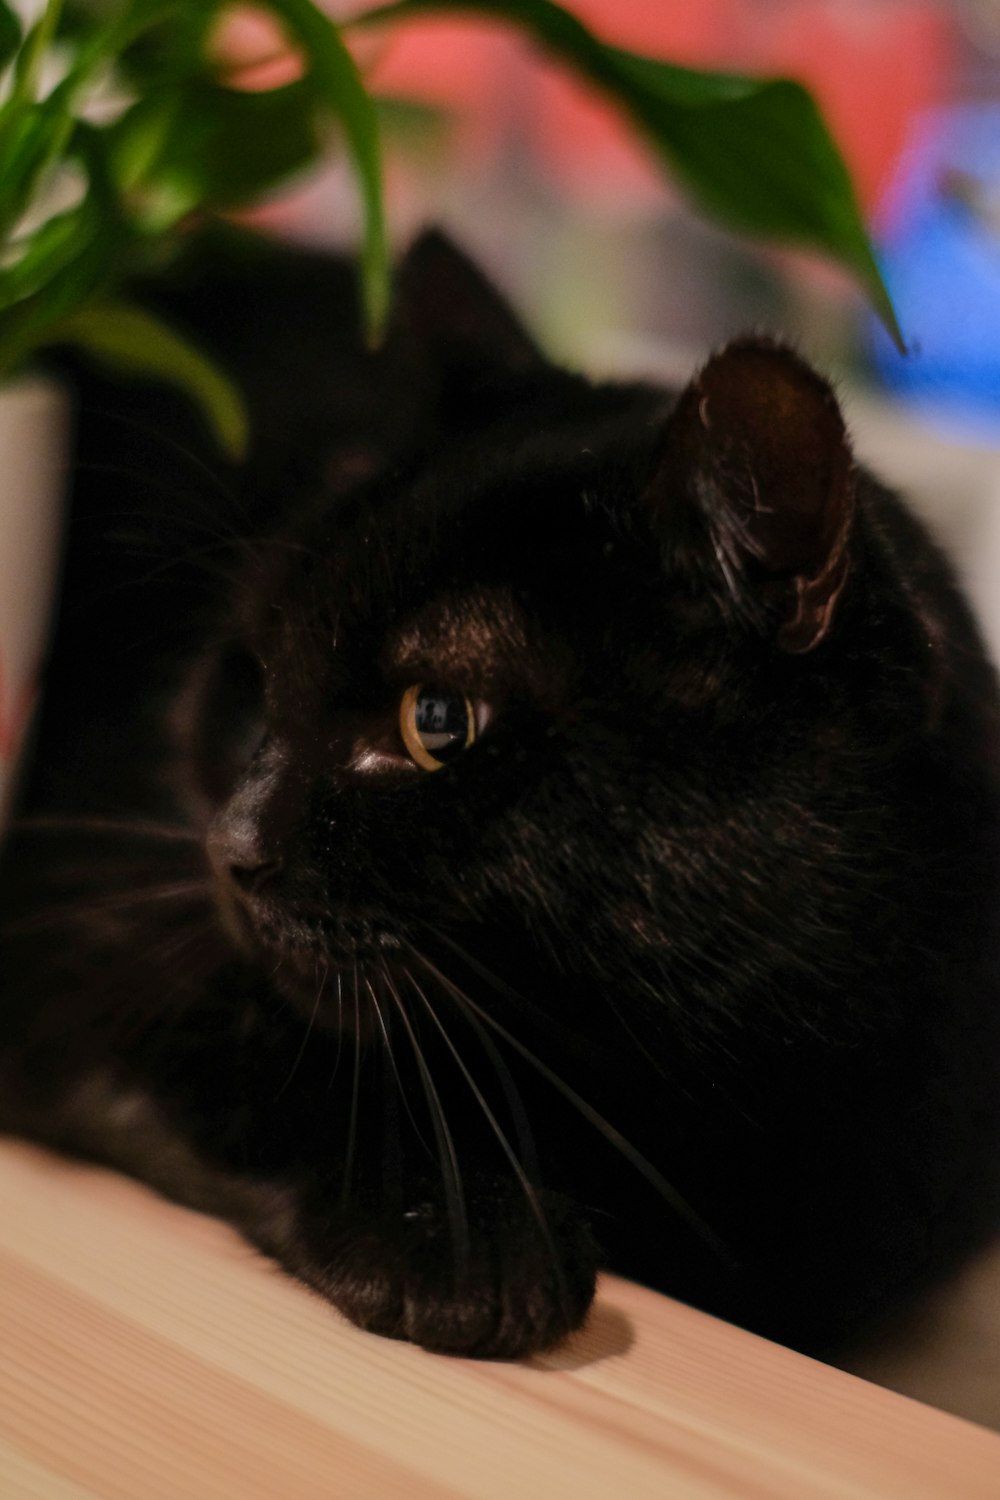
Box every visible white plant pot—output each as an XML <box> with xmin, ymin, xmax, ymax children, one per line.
<box><xmin>0</xmin><ymin>376</ymin><xmax>71</xmax><ymax>831</ymax></box>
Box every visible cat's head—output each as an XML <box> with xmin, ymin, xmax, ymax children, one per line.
<box><xmin>184</xmin><ymin>234</ymin><xmax>940</xmax><ymax>1042</ymax></box>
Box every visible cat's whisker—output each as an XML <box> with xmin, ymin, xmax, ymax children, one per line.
<box><xmin>431</xmin><ymin>924</ymin><xmax>730</xmax><ymax>1099</ymax></box>
<box><xmin>340</xmin><ymin>966</ymin><xmax>364</xmax><ymax>1209</ymax></box>
<box><xmin>10</xmin><ymin>852</ymin><xmax>201</xmax><ymax>884</ymax></box>
<box><xmin>95</xmin><ymin>922</ymin><xmax>219</xmax><ymax>1041</ymax></box>
<box><xmin>366</xmin><ymin>969</ymin><xmax>432</xmax><ymax>1159</ymax></box>
<box><xmin>402</xmin><ymin>964</ymin><xmax>567</xmax><ymax>1294</ymax></box>
<box><xmin>72</xmin><ymin>463</ymin><xmax>238</xmax><ymax>531</ymax></box>
<box><xmin>274</xmin><ymin>959</ymin><xmax>328</xmax><ymax>1103</ymax></box>
<box><xmin>102</xmin><ymin>538</ymin><xmax>249</xmax><ymax>599</ymax></box>
<box><xmin>415</xmin><ymin>961</ymin><xmax>541</xmax><ymax>1184</ymax></box>
<box><xmin>426</xmin><ymin>927</ymin><xmax>574</xmax><ymax>1043</ymax></box>
<box><xmin>600</xmin><ymin>985</ymin><xmax>685</xmax><ymax>1089</ymax></box>
<box><xmin>382</xmin><ymin>967</ymin><xmax>469</xmax><ymax>1268</ymax></box>
<box><xmin>326</xmin><ymin>970</ymin><xmax>346</xmax><ymax>1093</ymax></box>
<box><xmin>404</xmin><ymin>934</ymin><xmax>542</xmax><ymax>1170</ymax></box>
<box><xmin>76</xmin><ymin>406</ymin><xmax>238</xmax><ymax>504</ymax></box>
<box><xmin>11</xmin><ymin>815</ymin><xmax>200</xmax><ymax>844</ymax></box>
<box><xmin>176</xmin><ymin>532</ymin><xmax>332</xmax><ymax>571</ymax></box>
<box><xmin>70</xmin><ymin>515</ymin><xmax>323</xmax><ymax>612</ymax></box>
<box><xmin>0</xmin><ymin>879</ymin><xmax>209</xmax><ymax>937</ymax></box>
<box><xmin>75</xmin><ymin>493</ymin><xmax>246</xmax><ymax>556</ymax></box>
<box><xmin>240</xmin><ymin>537</ymin><xmax>337</xmax><ymax>563</ymax></box>
<box><xmin>410</xmin><ymin>944</ymin><xmax>736</xmax><ymax>1269</ymax></box>
<box><xmin>79</xmin><ymin>878</ymin><xmax>208</xmax><ymax>907</ymax></box>
<box><xmin>146</xmin><ymin>924</ymin><xmax>217</xmax><ymax>987</ymax></box>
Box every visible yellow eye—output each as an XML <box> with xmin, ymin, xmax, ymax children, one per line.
<box><xmin>400</xmin><ymin>684</ymin><xmax>477</xmax><ymax>771</ymax></box>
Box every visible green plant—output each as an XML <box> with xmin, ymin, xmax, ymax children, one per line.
<box><xmin>0</xmin><ymin>0</ymin><xmax>901</xmax><ymax>458</ymax></box>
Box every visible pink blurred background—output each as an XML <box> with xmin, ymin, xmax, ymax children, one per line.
<box><xmin>277</xmin><ymin>0</ymin><xmax>963</xmax><ymax>374</ymax></box>
<box><xmin>367</xmin><ymin>0</ymin><xmax>953</xmax><ymax>218</ymax></box>
<box><xmin>227</xmin><ymin>0</ymin><xmax>1000</xmax><ymax>454</ymax></box>
<box><xmin>267</xmin><ymin>0</ymin><xmax>1000</xmax><ymax>665</ymax></box>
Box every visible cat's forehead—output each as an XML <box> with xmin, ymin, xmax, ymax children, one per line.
<box><xmin>382</xmin><ymin>586</ymin><xmax>531</xmax><ymax>686</ymax></box>
<box><xmin>261</xmin><ymin>387</ymin><xmax>666</xmax><ymax>692</ymax></box>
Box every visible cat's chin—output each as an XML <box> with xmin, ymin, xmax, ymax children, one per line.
<box><xmin>269</xmin><ymin>949</ymin><xmax>383</xmax><ymax>1041</ymax></box>
<box><xmin>212</xmin><ymin>875</ymin><xmax>404</xmax><ymax>1035</ymax></box>
<box><xmin>229</xmin><ymin>914</ymin><xmax>408</xmax><ymax>1041</ymax></box>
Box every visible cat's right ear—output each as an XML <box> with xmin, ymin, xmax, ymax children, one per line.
<box><xmin>390</xmin><ymin>229</ymin><xmax>543</xmax><ymax>376</ymax></box>
<box><xmin>643</xmin><ymin>338</ymin><xmax>856</xmax><ymax>653</ymax></box>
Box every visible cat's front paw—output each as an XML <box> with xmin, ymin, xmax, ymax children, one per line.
<box><xmin>308</xmin><ymin>1190</ymin><xmax>597</xmax><ymax>1359</ymax></box>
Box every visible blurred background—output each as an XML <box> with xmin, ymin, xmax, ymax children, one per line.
<box><xmin>231</xmin><ymin>0</ymin><xmax>1000</xmax><ymax>665</ymax></box>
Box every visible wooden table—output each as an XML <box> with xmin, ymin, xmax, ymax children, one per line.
<box><xmin>1</xmin><ymin>1139</ymin><xmax>998</xmax><ymax>1500</ymax></box>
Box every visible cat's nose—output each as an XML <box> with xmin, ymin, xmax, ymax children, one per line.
<box><xmin>207</xmin><ymin>813</ymin><xmax>282</xmax><ymax>895</ymax></box>
<box><xmin>228</xmin><ymin>857</ymin><xmax>282</xmax><ymax>894</ymax></box>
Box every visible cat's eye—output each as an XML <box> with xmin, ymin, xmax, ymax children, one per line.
<box><xmin>399</xmin><ymin>684</ymin><xmax>479</xmax><ymax>771</ymax></box>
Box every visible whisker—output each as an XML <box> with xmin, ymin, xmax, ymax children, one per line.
<box><xmin>403</xmin><ymin>964</ymin><xmax>560</xmax><ymax>1280</ymax></box>
<box><xmin>383</xmin><ymin>968</ymin><xmax>469</xmax><ymax>1266</ymax></box>
<box><xmin>427</xmin><ymin>971</ymin><xmax>540</xmax><ymax>1183</ymax></box>
<box><xmin>76</xmin><ymin>539</ymin><xmax>246</xmax><ymax>605</ymax></box>
<box><xmin>75</xmin><ymin>405</ymin><xmax>237</xmax><ymax>504</ymax></box>
<box><xmin>1</xmin><ymin>880</ymin><xmax>209</xmax><ymax>937</ymax></box>
<box><xmin>274</xmin><ymin>959</ymin><xmax>328</xmax><ymax>1103</ymax></box>
<box><xmin>428</xmin><ymin>927</ymin><xmax>577</xmax><ymax>1049</ymax></box>
<box><xmin>90</xmin><ymin>922</ymin><xmax>220</xmax><ymax>1041</ymax></box>
<box><xmin>73</xmin><ymin>879</ymin><xmax>207</xmax><ymax>907</ymax></box>
<box><xmin>11</xmin><ymin>816</ymin><xmax>200</xmax><ymax>844</ymax></box>
<box><xmin>326</xmin><ymin>970</ymin><xmax>346</xmax><ymax>1093</ymax></box>
<box><xmin>411</xmin><ymin>946</ymin><xmax>737</xmax><ymax>1269</ymax></box>
<box><xmin>433</xmin><ymin>920</ymin><xmax>739</xmax><ymax>1096</ymax></box>
<box><xmin>366</xmin><ymin>971</ymin><xmax>432</xmax><ymax>1159</ymax></box>
<box><xmin>340</xmin><ymin>965</ymin><xmax>363</xmax><ymax>1208</ymax></box>
<box><xmin>372</xmin><ymin>974</ymin><xmax>404</xmax><ymax>1210</ymax></box>
<box><xmin>72</xmin><ymin>461</ymin><xmax>238</xmax><ymax>526</ymax></box>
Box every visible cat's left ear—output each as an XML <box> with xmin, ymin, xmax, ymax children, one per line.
<box><xmin>646</xmin><ymin>337</ymin><xmax>856</xmax><ymax>653</ymax></box>
<box><xmin>391</xmin><ymin>229</ymin><xmax>543</xmax><ymax>375</ymax></box>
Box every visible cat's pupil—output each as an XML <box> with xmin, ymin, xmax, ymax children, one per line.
<box><xmin>414</xmin><ymin>689</ymin><xmax>469</xmax><ymax>763</ymax></box>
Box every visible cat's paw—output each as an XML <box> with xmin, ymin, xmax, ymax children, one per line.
<box><xmin>306</xmin><ymin>1190</ymin><xmax>597</xmax><ymax>1359</ymax></box>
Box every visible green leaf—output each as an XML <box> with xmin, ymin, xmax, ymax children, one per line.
<box><xmin>56</xmin><ymin>299</ymin><xmax>248</xmax><ymax>458</ymax></box>
<box><xmin>104</xmin><ymin>88</ymin><xmax>183</xmax><ymax>196</ymax></box>
<box><xmin>0</xmin><ymin>119</ymin><xmax>135</xmax><ymax>344</ymax></box>
<box><xmin>0</xmin><ymin>198</ymin><xmax>94</xmax><ymax>308</ymax></box>
<box><xmin>261</xmin><ymin>0</ymin><xmax>388</xmax><ymax>338</ymax></box>
<box><xmin>0</xmin><ymin>1</ymin><xmax>21</xmax><ymax>71</ymax></box>
<box><xmin>109</xmin><ymin>1</ymin><xmax>225</xmax><ymax>96</ymax></box>
<box><xmin>0</xmin><ymin>100</ymin><xmax>76</xmax><ymax>241</ymax></box>
<box><xmin>605</xmin><ymin>51</ymin><xmax>902</xmax><ymax>347</ymax></box>
<box><xmin>11</xmin><ymin>0</ymin><xmax>64</xmax><ymax>105</ymax></box>
<box><xmin>0</xmin><ymin>199</ymin><xmax>126</xmax><ymax>379</ymax></box>
<box><xmin>108</xmin><ymin>77</ymin><xmax>324</xmax><ymax>219</ymax></box>
<box><xmin>358</xmin><ymin>0</ymin><xmax>902</xmax><ymax>349</ymax></box>
<box><xmin>53</xmin><ymin>0</ymin><xmax>197</xmax><ymax>92</ymax></box>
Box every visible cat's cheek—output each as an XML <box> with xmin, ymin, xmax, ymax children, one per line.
<box><xmin>171</xmin><ymin>646</ymin><xmax>267</xmax><ymax>824</ymax></box>
<box><xmin>209</xmin><ymin>868</ymin><xmax>255</xmax><ymax>952</ymax></box>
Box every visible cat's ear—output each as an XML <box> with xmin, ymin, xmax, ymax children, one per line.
<box><xmin>646</xmin><ymin>338</ymin><xmax>856</xmax><ymax>653</ymax></box>
<box><xmin>391</xmin><ymin>229</ymin><xmax>542</xmax><ymax>375</ymax></box>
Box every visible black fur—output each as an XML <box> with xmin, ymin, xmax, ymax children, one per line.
<box><xmin>2</xmin><ymin>228</ymin><xmax>999</xmax><ymax>1361</ymax></box>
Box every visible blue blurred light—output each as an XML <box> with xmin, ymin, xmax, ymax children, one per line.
<box><xmin>871</xmin><ymin>103</ymin><xmax>1000</xmax><ymax>438</ymax></box>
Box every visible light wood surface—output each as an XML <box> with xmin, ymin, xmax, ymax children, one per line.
<box><xmin>1</xmin><ymin>1140</ymin><xmax>999</xmax><ymax>1500</ymax></box>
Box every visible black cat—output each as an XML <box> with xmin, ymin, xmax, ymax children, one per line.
<box><xmin>2</xmin><ymin>229</ymin><xmax>999</xmax><ymax>1362</ymax></box>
